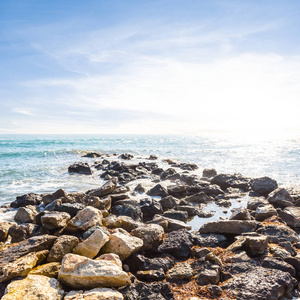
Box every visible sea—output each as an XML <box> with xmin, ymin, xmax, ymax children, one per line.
<box><xmin>1</xmin><ymin>134</ymin><xmax>300</xmax><ymax>209</ymax></box>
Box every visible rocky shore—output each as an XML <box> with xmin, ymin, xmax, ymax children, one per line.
<box><xmin>1</xmin><ymin>152</ymin><xmax>300</xmax><ymax>299</ymax></box>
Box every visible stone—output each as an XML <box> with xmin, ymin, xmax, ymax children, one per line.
<box><xmin>151</xmin><ymin>214</ymin><xmax>192</xmax><ymax>232</ymax></box>
<box><xmin>29</xmin><ymin>262</ymin><xmax>61</xmax><ymax>277</ymax></box>
<box><xmin>14</xmin><ymin>205</ymin><xmax>39</xmax><ymax>223</ymax></box>
<box><xmin>250</xmin><ymin>177</ymin><xmax>278</xmax><ymax>196</ymax></box>
<box><xmin>268</xmin><ymin>187</ymin><xmax>295</xmax><ymax>207</ymax></box>
<box><xmin>196</xmin><ymin>265</ymin><xmax>221</xmax><ymax>285</ymax></box>
<box><xmin>131</xmin><ymin>224</ymin><xmax>164</xmax><ymax>250</ymax></box>
<box><xmin>83</xmin><ymin>152</ymin><xmax>103</xmax><ymax>158</ymax></box>
<box><xmin>58</xmin><ymin>253</ymin><xmax>131</xmax><ymax>288</ymax></box>
<box><xmin>157</xmin><ymin>229</ymin><xmax>193</xmax><ymax>259</ymax></box>
<box><xmin>73</xmin><ymin>229</ymin><xmax>109</xmax><ymax>258</ymax></box>
<box><xmin>0</xmin><ymin>221</ymin><xmax>14</xmax><ymax>242</ymax></box>
<box><xmin>89</xmin><ymin>178</ymin><xmax>118</xmax><ymax>197</ymax></box>
<box><xmin>51</xmin><ymin>203</ymin><xmax>85</xmax><ymax>218</ymax></box>
<box><xmin>167</xmin><ymin>184</ymin><xmax>188</xmax><ymax>196</ymax></box>
<box><xmin>255</xmin><ymin>204</ymin><xmax>277</xmax><ymax>221</ymax></box>
<box><xmin>199</xmin><ymin>220</ymin><xmax>257</xmax><ymax>235</ymax></box>
<box><xmin>202</xmin><ymin>168</ymin><xmax>217</xmax><ymax>178</ymax></box>
<box><xmin>42</xmin><ymin>189</ymin><xmax>67</xmax><ymax>205</ymax></box>
<box><xmin>47</xmin><ymin>235</ymin><xmax>79</xmax><ymax>262</ymax></box>
<box><xmin>96</xmin><ymin>253</ymin><xmax>123</xmax><ymax>269</ymax></box>
<box><xmin>139</xmin><ymin>198</ymin><xmax>163</xmax><ymax>221</ymax></box>
<box><xmin>64</xmin><ymin>288</ymin><xmax>124</xmax><ymax>300</ymax></box>
<box><xmin>101</xmin><ymin>232</ymin><xmax>143</xmax><ymax>260</ymax></box>
<box><xmin>9</xmin><ymin>223</ymin><xmax>47</xmax><ymax>243</ymax></box>
<box><xmin>167</xmin><ymin>262</ymin><xmax>194</xmax><ymax>280</ymax></box>
<box><xmin>229</xmin><ymin>207</ymin><xmax>251</xmax><ymax>220</ymax></box>
<box><xmin>10</xmin><ymin>193</ymin><xmax>42</xmax><ymax>208</ymax></box>
<box><xmin>103</xmin><ymin>215</ymin><xmax>141</xmax><ymax>232</ymax></box>
<box><xmin>191</xmin><ymin>247</ymin><xmax>211</xmax><ymax>259</ymax></box>
<box><xmin>41</xmin><ymin>211</ymin><xmax>71</xmax><ymax>229</ymax></box>
<box><xmin>279</xmin><ymin>206</ymin><xmax>300</xmax><ymax>228</ymax></box>
<box><xmin>221</xmin><ymin>267</ymin><xmax>297</xmax><ymax>300</ymax></box>
<box><xmin>136</xmin><ymin>269</ymin><xmax>165</xmax><ymax>281</ymax></box>
<box><xmin>119</xmin><ymin>153</ymin><xmax>133</xmax><ymax>160</ymax></box>
<box><xmin>82</xmin><ymin>226</ymin><xmax>110</xmax><ymax>240</ymax></box>
<box><xmin>112</xmin><ymin>203</ymin><xmax>143</xmax><ymax>222</ymax></box>
<box><xmin>2</xmin><ymin>275</ymin><xmax>64</xmax><ymax>300</ymax></box>
<box><xmin>159</xmin><ymin>196</ymin><xmax>179</xmax><ymax>211</ymax></box>
<box><xmin>192</xmin><ymin>233</ymin><xmax>228</xmax><ymax>248</ymax></box>
<box><xmin>278</xmin><ymin>241</ymin><xmax>297</xmax><ymax>256</ymax></box>
<box><xmin>185</xmin><ymin>192</ymin><xmax>212</xmax><ymax>204</ymax></box>
<box><xmin>247</xmin><ymin>197</ymin><xmax>269</xmax><ymax>210</ymax></box>
<box><xmin>67</xmin><ymin>206</ymin><xmax>102</xmax><ymax>232</ymax></box>
<box><xmin>88</xmin><ymin>196</ymin><xmax>111</xmax><ymax>211</ymax></box>
<box><xmin>270</xmin><ymin>245</ymin><xmax>292</xmax><ymax>259</ymax></box>
<box><xmin>211</xmin><ymin>173</ymin><xmax>250</xmax><ymax>191</ymax></box>
<box><xmin>135</xmin><ymin>183</ymin><xmax>146</xmax><ymax>193</ymax></box>
<box><xmin>262</xmin><ymin>257</ymin><xmax>296</xmax><ymax>277</ymax></box>
<box><xmin>68</xmin><ymin>162</ymin><xmax>92</xmax><ymax>175</ymax></box>
<box><xmin>176</xmin><ymin>205</ymin><xmax>197</xmax><ymax>216</ymax></box>
<box><xmin>162</xmin><ymin>209</ymin><xmax>188</xmax><ymax>223</ymax></box>
<box><xmin>147</xmin><ymin>184</ymin><xmax>168</xmax><ymax>198</ymax></box>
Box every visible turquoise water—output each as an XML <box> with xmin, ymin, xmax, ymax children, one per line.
<box><xmin>1</xmin><ymin>134</ymin><xmax>300</xmax><ymax>205</ymax></box>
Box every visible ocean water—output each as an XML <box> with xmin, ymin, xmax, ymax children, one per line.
<box><xmin>0</xmin><ymin>134</ymin><xmax>300</xmax><ymax>206</ymax></box>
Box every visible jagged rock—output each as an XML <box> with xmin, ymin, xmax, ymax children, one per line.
<box><xmin>88</xmin><ymin>196</ymin><xmax>111</xmax><ymax>211</ymax></box>
<box><xmin>66</xmin><ymin>206</ymin><xmax>102</xmax><ymax>232</ymax></box>
<box><xmin>41</xmin><ymin>211</ymin><xmax>71</xmax><ymax>229</ymax></box>
<box><xmin>211</xmin><ymin>173</ymin><xmax>250</xmax><ymax>191</ymax></box>
<box><xmin>58</xmin><ymin>253</ymin><xmax>131</xmax><ymax>288</ymax></box>
<box><xmin>0</xmin><ymin>221</ymin><xmax>14</xmax><ymax>242</ymax></box>
<box><xmin>2</xmin><ymin>275</ymin><xmax>64</xmax><ymax>300</ymax></box>
<box><xmin>159</xmin><ymin>196</ymin><xmax>179</xmax><ymax>211</ymax></box>
<box><xmin>157</xmin><ymin>229</ymin><xmax>193</xmax><ymax>259</ymax></box>
<box><xmin>73</xmin><ymin>229</ymin><xmax>109</xmax><ymax>258</ymax></box>
<box><xmin>112</xmin><ymin>203</ymin><xmax>143</xmax><ymax>221</ymax></box>
<box><xmin>176</xmin><ymin>205</ymin><xmax>197</xmax><ymax>216</ymax></box>
<box><xmin>279</xmin><ymin>207</ymin><xmax>300</xmax><ymax>228</ymax></box>
<box><xmin>47</xmin><ymin>235</ymin><xmax>79</xmax><ymax>262</ymax></box>
<box><xmin>167</xmin><ymin>262</ymin><xmax>194</xmax><ymax>280</ymax></box>
<box><xmin>52</xmin><ymin>202</ymin><xmax>85</xmax><ymax>218</ymax></box>
<box><xmin>270</xmin><ymin>245</ymin><xmax>293</xmax><ymax>259</ymax></box>
<box><xmin>255</xmin><ymin>204</ymin><xmax>277</xmax><ymax>221</ymax></box>
<box><xmin>103</xmin><ymin>215</ymin><xmax>141</xmax><ymax>232</ymax></box>
<box><xmin>139</xmin><ymin>198</ymin><xmax>163</xmax><ymax>221</ymax></box>
<box><xmin>221</xmin><ymin>267</ymin><xmax>297</xmax><ymax>299</ymax></box>
<box><xmin>247</xmin><ymin>197</ymin><xmax>269</xmax><ymax>210</ymax></box>
<box><xmin>10</xmin><ymin>193</ymin><xmax>42</xmax><ymax>208</ymax></box>
<box><xmin>162</xmin><ymin>209</ymin><xmax>188</xmax><ymax>223</ymax></box>
<box><xmin>136</xmin><ymin>269</ymin><xmax>165</xmax><ymax>281</ymax></box>
<box><xmin>196</xmin><ymin>264</ymin><xmax>221</xmax><ymax>286</ymax></box>
<box><xmin>82</xmin><ymin>226</ymin><xmax>110</xmax><ymax>239</ymax></box>
<box><xmin>250</xmin><ymin>177</ymin><xmax>278</xmax><ymax>196</ymax></box>
<box><xmin>14</xmin><ymin>205</ymin><xmax>39</xmax><ymax>223</ymax></box>
<box><xmin>131</xmin><ymin>224</ymin><xmax>164</xmax><ymax>250</ymax></box>
<box><xmin>151</xmin><ymin>214</ymin><xmax>192</xmax><ymax>232</ymax></box>
<box><xmin>83</xmin><ymin>152</ymin><xmax>103</xmax><ymax>158</ymax></box>
<box><xmin>29</xmin><ymin>262</ymin><xmax>61</xmax><ymax>278</ymax></box>
<box><xmin>42</xmin><ymin>189</ymin><xmax>67</xmax><ymax>205</ymax></box>
<box><xmin>262</xmin><ymin>257</ymin><xmax>295</xmax><ymax>277</ymax></box>
<box><xmin>167</xmin><ymin>184</ymin><xmax>188</xmax><ymax>196</ymax></box>
<box><xmin>89</xmin><ymin>178</ymin><xmax>118</xmax><ymax>197</ymax></box>
<box><xmin>192</xmin><ymin>233</ymin><xmax>228</xmax><ymax>248</ymax></box>
<box><xmin>278</xmin><ymin>241</ymin><xmax>297</xmax><ymax>256</ymax></box>
<box><xmin>68</xmin><ymin>162</ymin><xmax>92</xmax><ymax>175</ymax></box>
<box><xmin>199</xmin><ymin>220</ymin><xmax>257</xmax><ymax>235</ymax></box>
<box><xmin>9</xmin><ymin>223</ymin><xmax>47</xmax><ymax>243</ymax></box>
<box><xmin>230</xmin><ymin>207</ymin><xmax>251</xmax><ymax>220</ymax></box>
<box><xmin>134</xmin><ymin>183</ymin><xmax>146</xmax><ymax>193</ymax></box>
<box><xmin>202</xmin><ymin>168</ymin><xmax>217</xmax><ymax>178</ymax></box>
<box><xmin>268</xmin><ymin>187</ymin><xmax>295</xmax><ymax>207</ymax></box>
<box><xmin>185</xmin><ymin>192</ymin><xmax>212</xmax><ymax>204</ymax></box>
<box><xmin>101</xmin><ymin>232</ymin><xmax>143</xmax><ymax>260</ymax></box>
<box><xmin>96</xmin><ymin>253</ymin><xmax>123</xmax><ymax>269</ymax></box>
<box><xmin>64</xmin><ymin>288</ymin><xmax>124</xmax><ymax>300</ymax></box>
<box><xmin>147</xmin><ymin>184</ymin><xmax>168</xmax><ymax>198</ymax></box>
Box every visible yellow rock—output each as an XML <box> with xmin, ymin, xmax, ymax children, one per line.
<box><xmin>64</xmin><ymin>288</ymin><xmax>123</xmax><ymax>300</ymax></box>
<box><xmin>29</xmin><ymin>262</ymin><xmax>61</xmax><ymax>278</ymax></box>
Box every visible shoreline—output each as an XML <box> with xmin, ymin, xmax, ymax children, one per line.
<box><xmin>1</xmin><ymin>152</ymin><xmax>300</xmax><ymax>299</ymax></box>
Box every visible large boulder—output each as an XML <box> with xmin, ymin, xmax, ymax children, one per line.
<box><xmin>14</xmin><ymin>205</ymin><xmax>39</xmax><ymax>223</ymax></box>
<box><xmin>147</xmin><ymin>184</ymin><xmax>168</xmax><ymax>198</ymax></box>
<box><xmin>279</xmin><ymin>206</ymin><xmax>300</xmax><ymax>228</ymax></box>
<box><xmin>255</xmin><ymin>204</ymin><xmax>277</xmax><ymax>221</ymax></box>
<box><xmin>2</xmin><ymin>275</ymin><xmax>64</xmax><ymax>300</ymax></box>
<box><xmin>268</xmin><ymin>188</ymin><xmax>295</xmax><ymax>207</ymax></box>
<box><xmin>139</xmin><ymin>198</ymin><xmax>163</xmax><ymax>221</ymax></box>
<box><xmin>10</xmin><ymin>193</ymin><xmax>42</xmax><ymax>208</ymax></box>
<box><xmin>41</xmin><ymin>211</ymin><xmax>71</xmax><ymax>229</ymax></box>
<box><xmin>199</xmin><ymin>220</ymin><xmax>257</xmax><ymax>235</ymax></box>
<box><xmin>58</xmin><ymin>253</ymin><xmax>131</xmax><ymax>289</ymax></box>
<box><xmin>64</xmin><ymin>288</ymin><xmax>123</xmax><ymax>300</ymax></box>
<box><xmin>250</xmin><ymin>177</ymin><xmax>278</xmax><ymax>196</ymax></box>
<box><xmin>211</xmin><ymin>173</ymin><xmax>250</xmax><ymax>191</ymax></box>
<box><xmin>68</xmin><ymin>162</ymin><xmax>92</xmax><ymax>175</ymax></box>
<box><xmin>221</xmin><ymin>267</ymin><xmax>297</xmax><ymax>299</ymax></box>
<box><xmin>88</xmin><ymin>179</ymin><xmax>118</xmax><ymax>197</ymax></box>
<box><xmin>8</xmin><ymin>223</ymin><xmax>47</xmax><ymax>243</ymax></box>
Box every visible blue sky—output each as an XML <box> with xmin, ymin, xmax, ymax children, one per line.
<box><xmin>1</xmin><ymin>0</ymin><xmax>300</xmax><ymax>135</ymax></box>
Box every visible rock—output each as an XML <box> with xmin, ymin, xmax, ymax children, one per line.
<box><xmin>199</xmin><ymin>220</ymin><xmax>257</xmax><ymax>235</ymax></box>
<box><xmin>202</xmin><ymin>168</ymin><xmax>217</xmax><ymax>178</ymax></box>
<box><xmin>103</xmin><ymin>215</ymin><xmax>141</xmax><ymax>232</ymax></box>
<box><xmin>167</xmin><ymin>184</ymin><xmax>188</xmax><ymax>196</ymax></box>
<box><xmin>83</xmin><ymin>152</ymin><xmax>103</xmax><ymax>158</ymax></box>
<box><xmin>73</xmin><ymin>229</ymin><xmax>109</xmax><ymax>258</ymax></box>
<box><xmin>134</xmin><ymin>183</ymin><xmax>146</xmax><ymax>193</ymax></box>
<box><xmin>255</xmin><ymin>204</ymin><xmax>277</xmax><ymax>221</ymax></box>
<box><xmin>268</xmin><ymin>187</ymin><xmax>295</xmax><ymax>207</ymax></box>
<box><xmin>29</xmin><ymin>262</ymin><xmax>61</xmax><ymax>277</ymax></box>
<box><xmin>88</xmin><ymin>196</ymin><xmax>112</xmax><ymax>211</ymax></box>
<box><xmin>196</xmin><ymin>264</ymin><xmax>221</xmax><ymax>286</ymax></box>
<box><xmin>0</xmin><ymin>250</ymin><xmax>49</xmax><ymax>283</ymax></box>
<box><xmin>96</xmin><ymin>253</ymin><xmax>123</xmax><ymax>269</ymax></box>
<box><xmin>9</xmin><ymin>223</ymin><xmax>47</xmax><ymax>243</ymax></box>
<box><xmin>159</xmin><ymin>196</ymin><xmax>179</xmax><ymax>211</ymax></box>
<box><xmin>191</xmin><ymin>247</ymin><xmax>211</xmax><ymax>259</ymax></box>
<box><xmin>82</xmin><ymin>226</ymin><xmax>110</xmax><ymax>239</ymax></box>
<box><xmin>10</xmin><ymin>193</ymin><xmax>42</xmax><ymax>208</ymax></box>
<box><xmin>58</xmin><ymin>253</ymin><xmax>131</xmax><ymax>288</ymax></box>
<box><xmin>211</xmin><ymin>173</ymin><xmax>250</xmax><ymax>191</ymax></box>
<box><xmin>192</xmin><ymin>233</ymin><xmax>228</xmax><ymax>247</ymax></box>
<box><xmin>157</xmin><ymin>229</ymin><xmax>193</xmax><ymax>259</ymax></box>
<box><xmin>230</xmin><ymin>207</ymin><xmax>251</xmax><ymax>220</ymax></box>
<box><xmin>278</xmin><ymin>241</ymin><xmax>297</xmax><ymax>256</ymax></box>
<box><xmin>119</xmin><ymin>153</ymin><xmax>133</xmax><ymax>160</ymax></box>
<box><xmin>47</xmin><ymin>235</ymin><xmax>79</xmax><ymax>262</ymax></box>
<box><xmin>68</xmin><ymin>162</ymin><xmax>92</xmax><ymax>175</ymax></box>
<box><xmin>196</xmin><ymin>184</ymin><xmax>225</xmax><ymax>196</ymax></box>
<box><xmin>2</xmin><ymin>275</ymin><xmax>64</xmax><ymax>300</ymax></box>
<box><xmin>221</xmin><ymin>267</ymin><xmax>297</xmax><ymax>300</ymax></box>
<box><xmin>185</xmin><ymin>192</ymin><xmax>212</xmax><ymax>204</ymax></box>
<box><xmin>256</xmin><ymin>224</ymin><xmax>300</xmax><ymax>244</ymax></box>
<box><xmin>197</xmin><ymin>210</ymin><xmax>214</xmax><ymax>218</ymax></box>
<box><xmin>262</xmin><ymin>257</ymin><xmax>296</xmax><ymax>277</ymax></box>
<box><xmin>42</xmin><ymin>189</ymin><xmax>67</xmax><ymax>205</ymax></box>
<box><xmin>167</xmin><ymin>262</ymin><xmax>194</xmax><ymax>280</ymax></box>
<box><xmin>41</xmin><ymin>211</ymin><xmax>71</xmax><ymax>229</ymax></box>
<box><xmin>14</xmin><ymin>205</ymin><xmax>39</xmax><ymax>223</ymax></box>
<box><xmin>151</xmin><ymin>214</ymin><xmax>192</xmax><ymax>232</ymax></box>
<box><xmin>0</xmin><ymin>221</ymin><xmax>14</xmax><ymax>242</ymax></box>
<box><xmin>112</xmin><ymin>203</ymin><xmax>143</xmax><ymax>221</ymax></box>
<box><xmin>136</xmin><ymin>268</ymin><xmax>165</xmax><ymax>281</ymax></box>
<box><xmin>101</xmin><ymin>232</ymin><xmax>143</xmax><ymax>260</ymax></box>
<box><xmin>176</xmin><ymin>205</ymin><xmax>197</xmax><ymax>216</ymax></box>
<box><xmin>66</xmin><ymin>206</ymin><xmax>102</xmax><ymax>232</ymax></box>
<box><xmin>147</xmin><ymin>184</ymin><xmax>168</xmax><ymax>198</ymax></box>
<box><xmin>140</xmin><ymin>198</ymin><xmax>163</xmax><ymax>221</ymax></box>
<box><xmin>279</xmin><ymin>206</ymin><xmax>300</xmax><ymax>228</ymax></box>
<box><xmin>270</xmin><ymin>245</ymin><xmax>293</xmax><ymax>259</ymax></box>
<box><xmin>53</xmin><ymin>202</ymin><xmax>85</xmax><ymax>217</ymax></box>
<box><xmin>131</xmin><ymin>224</ymin><xmax>164</xmax><ymax>250</ymax></box>
<box><xmin>89</xmin><ymin>179</ymin><xmax>118</xmax><ymax>197</ymax></box>
<box><xmin>64</xmin><ymin>288</ymin><xmax>124</xmax><ymax>300</ymax></box>
<box><xmin>247</xmin><ymin>197</ymin><xmax>269</xmax><ymax>210</ymax></box>
<box><xmin>162</xmin><ymin>209</ymin><xmax>188</xmax><ymax>223</ymax></box>
<box><xmin>250</xmin><ymin>177</ymin><xmax>278</xmax><ymax>196</ymax></box>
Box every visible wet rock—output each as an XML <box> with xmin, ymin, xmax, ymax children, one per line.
<box><xmin>10</xmin><ymin>193</ymin><xmax>42</xmax><ymax>208</ymax></box>
<box><xmin>157</xmin><ymin>229</ymin><xmax>193</xmax><ymax>259</ymax></box>
<box><xmin>83</xmin><ymin>152</ymin><xmax>103</xmax><ymax>158</ymax></box>
<box><xmin>147</xmin><ymin>184</ymin><xmax>168</xmax><ymax>198</ymax></box>
<box><xmin>167</xmin><ymin>262</ymin><xmax>194</xmax><ymax>280</ymax></box>
<box><xmin>162</xmin><ymin>209</ymin><xmax>188</xmax><ymax>223</ymax></box>
<box><xmin>14</xmin><ymin>205</ymin><xmax>39</xmax><ymax>223</ymax></box>
<box><xmin>262</xmin><ymin>257</ymin><xmax>296</xmax><ymax>277</ymax></box>
<box><xmin>131</xmin><ymin>224</ymin><xmax>164</xmax><ymax>250</ymax></box>
<box><xmin>73</xmin><ymin>229</ymin><xmax>109</xmax><ymax>258</ymax></box>
<box><xmin>47</xmin><ymin>235</ymin><xmax>79</xmax><ymax>262</ymax></box>
<box><xmin>136</xmin><ymin>268</ymin><xmax>165</xmax><ymax>281</ymax></box>
<box><xmin>202</xmin><ymin>168</ymin><xmax>217</xmax><ymax>178</ymax></box>
<box><xmin>101</xmin><ymin>232</ymin><xmax>143</xmax><ymax>260</ymax></box>
<box><xmin>185</xmin><ymin>192</ymin><xmax>212</xmax><ymax>204</ymax></box>
<box><xmin>134</xmin><ymin>183</ymin><xmax>146</xmax><ymax>193</ymax></box>
<box><xmin>256</xmin><ymin>224</ymin><xmax>300</xmax><ymax>244</ymax></box>
<box><xmin>167</xmin><ymin>184</ymin><xmax>188</xmax><ymax>196</ymax></box>
<box><xmin>230</xmin><ymin>207</ymin><xmax>251</xmax><ymax>220</ymax></box>
<box><xmin>268</xmin><ymin>187</ymin><xmax>295</xmax><ymax>208</ymax></box>
<box><xmin>151</xmin><ymin>214</ymin><xmax>192</xmax><ymax>232</ymax></box>
<box><xmin>64</xmin><ymin>288</ymin><xmax>124</xmax><ymax>300</ymax></box>
<box><xmin>221</xmin><ymin>267</ymin><xmax>297</xmax><ymax>300</ymax></box>
<box><xmin>255</xmin><ymin>204</ymin><xmax>277</xmax><ymax>221</ymax></box>
<box><xmin>140</xmin><ymin>198</ymin><xmax>163</xmax><ymax>221</ymax></box>
<box><xmin>250</xmin><ymin>176</ymin><xmax>278</xmax><ymax>196</ymax></box>
<box><xmin>58</xmin><ymin>253</ymin><xmax>131</xmax><ymax>289</ymax></box>
<box><xmin>247</xmin><ymin>197</ymin><xmax>269</xmax><ymax>210</ymax></box>
<box><xmin>159</xmin><ymin>196</ymin><xmax>179</xmax><ymax>211</ymax></box>
<box><xmin>68</xmin><ymin>162</ymin><xmax>93</xmax><ymax>175</ymax></box>
<box><xmin>199</xmin><ymin>220</ymin><xmax>257</xmax><ymax>235</ymax></box>
<box><xmin>176</xmin><ymin>205</ymin><xmax>197</xmax><ymax>216</ymax></box>
<box><xmin>112</xmin><ymin>203</ymin><xmax>143</xmax><ymax>221</ymax></box>
<box><xmin>2</xmin><ymin>275</ymin><xmax>64</xmax><ymax>300</ymax></box>
<box><xmin>29</xmin><ymin>262</ymin><xmax>61</xmax><ymax>278</ymax></box>
<box><xmin>119</xmin><ymin>153</ymin><xmax>133</xmax><ymax>160</ymax></box>
<box><xmin>88</xmin><ymin>196</ymin><xmax>111</xmax><ymax>211</ymax></box>
<box><xmin>211</xmin><ymin>173</ymin><xmax>250</xmax><ymax>191</ymax></box>
<box><xmin>197</xmin><ymin>210</ymin><xmax>214</xmax><ymax>218</ymax></box>
<box><xmin>279</xmin><ymin>206</ymin><xmax>300</xmax><ymax>228</ymax></box>
<box><xmin>192</xmin><ymin>233</ymin><xmax>228</xmax><ymax>247</ymax></box>
<box><xmin>66</xmin><ymin>206</ymin><xmax>102</xmax><ymax>232</ymax></box>
<box><xmin>42</xmin><ymin>189</ymin><xmax>67</xmax><ymax>205</ymax></box>
<box><xmin>89</xmin><ymin>178</ymin><xmax>118</xmax><ymax>197</ymax></box>
<box><xmin>41</xmin><ymin>211</ymin><xmax>71</xmax><ymax>229</ymax></box>
<box><xmin>9</xmin><ymin>223</ymin><xmax>47</xmax><ymax>243</ymax></box>
<box><xmin>0</xmin><ymin>221</ymin><xmax>14</xmax><ymax>242</ymax></box>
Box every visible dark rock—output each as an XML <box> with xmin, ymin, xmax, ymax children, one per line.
<box><xmin>255</xmin><ymin>204</ymin><xmax>277</xmax><ymax>221</ymax></box>
<box><xmin>10</xmin><ymin>193</ymin><xmax>42</xmax><ymax>208</ymax></box>
<box><xmin>88</xmin><ymin>178</ymin><xmax>118</xmax><ymax>197</ymax></box>
<box><xmin>250</xmin><ymin>177</ymin><xmax>278</xmax><ymax>196</ymax></box>
<box><xmin>8</xmin><ymin>223</ymin><xmax>48</xmax><ymax>243</ymax></box>
<box><xmin>157</xmin><ymin>229</ymin><xmax>193</xmax><ymax>259</ymax></box>
<box><xmin>247</xmin><ymin>197</ymin><xmax>269</xmax><ymax>210</ymax></box>
<box><xmin>49</xmin><ymin>202</ymin><xmax>85</xmax><ymax>218</ymax></box>
<box><xmin>87</xmin><ymin>196</ymin><xmax>111</xmax><ymax>211</ymax></box>
<box><xmin>151</xmin><ymin>215</ymin><xmax>191</xmax><ymax>232</ymax></box>
<box><xmin>192</xmin><ymin>233</ymin><xmax>228</xmax><ymax>247</ymax></box>
<box><xmin>268</xmin><ymin>187</ymin><xmax>295</xmax><ymax>208</ymax></box>
<box><xmin>139</xmin><ymin>198</ymin><xmax>163</xmax><ymax>222</ymax></box>
<box><xmin>262</xmin><ymin>256</ymin><xmax>296</xmax><ymax>277</ymax></box>
<box><xmin>136</xmin><ymin>269</ymin><xmax>165</xmax><ymax>281</ymax></box>
<box><xmin>0</xmin><ymin>221</ymin><xmax>14</xmax><ymax>242</ymax></box>
<box><xmin>230</xmin><ymin>207</ymin><xmax>251</xmax><ymax>220</ymax></box>
<box><xmin>159</xmin><ymin>196</ymin><xmax>179</xmax><ymax>211</ymax></box>
<box><xmin>279</xmin><ymin>207</ymin><xmax>300</xmax><ymax>228</ymax></box>
<box><xmin>211</xmin><ymin>173</ymin><xmax>250</xmax><ymax>191</ymax></box>
<box><xmin>278</xmin><ymin>241</ymin><xmax>297</xmax><ymax>256</ymax></box>
<box><xmin>185</xmin><ymin>192</ymin><xmax>212</xmax><ymax>204</ymax></box>
<box><xmin>162</xmin><ymin>210</ymin><xmax>188</xmax><ymax>223</ymax></box>
<box><xmin>148</xmin><ymin>155</ymin><xmax>158</xmax><ymax>160</ymax></box>
<box><xmin>82</xmin><ymin>152</ymin><xmax>102</xmax><ymax>158</ymax></box>
<box><xmin>270</xmin><ymin>245</ymin><xmax>293</xmax><ymax>259</ymax></box>
<box><xmin>194</xmin><ymin>184</ymin><xmax>224</xmax><ymax>196</ymax></box>
<box><xmin>160</xmin><ymin>168</ymin><xmax>177</xmax><ymax>180</ymax></box>
<box><xmin>112</xmin><ymin>204</ymin><xmax>143</xmax><ymax>221</ymax></box>
<box><xmin>192</xmin><ymin>247</ymin><xmax>211</xmax><ymax>259</ymax></box>
<box><xmin>147</xmin><ymin>184</ymin><xmax>168</xmax><ymax>198</ymax></box>
<box><xmin>68</xmin><ymin>162</ymin><xmax>92</xmax><ymax>175</ymax></box>
<box><xmin>196</xmin><ymin>264</ymin><xmax>221</xmax><ymax>285</ymax></box>
<box><xmin>82</xmin><ymin>225</ymin><xmax>110</xmax><ymax>240</ymax></box>
<box><xmin>152</xmin><ymin>167</ymin><xmax>164</xmax><ymax>175</ymax></box>
<box><xmin>197</xmin><ymin>210</ymin><xmax>214</xmax><ymax>218</ymax></box>
<box><xmin>175</xmin><ymin>205</ymin><xmax>197</xmax><ymax>216</ymax></box>
<box><xmin>202</xmin><ymin>168</ymin><xmax>217</xmax><ymax>178</ymax></box>
<box><xmin>119</xmin><ymin>153</ymin><xmax>134</xmax><ymax>160</ymax></box>
<box><xmin>179</xmin><ymin>162</ymin><xmax>198</xmax><ymax>171</ymax></box>
<box><xmin>221</xmin><ymin>267</ymin><xmax>297</xmax><ymax>300</ymax></box>
<box><xmin>42</xmin><ymin>189</ymin><xmax>67</xmax><ymax>205</ymax></box>
<box><xmin>135</xmin><ymin>184</ymin><xmax>146</xmax><ymax>193</ymax></box>
<box><xmin>167</xmin><ymin>184</ymin><xmax>188</xmax><ymax>197</ymax></box>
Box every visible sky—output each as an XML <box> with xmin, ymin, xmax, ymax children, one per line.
<box><xmin>0</xmin><ymin>0</ymin><xmax>300</xmax><ymax>136</ymax></box>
